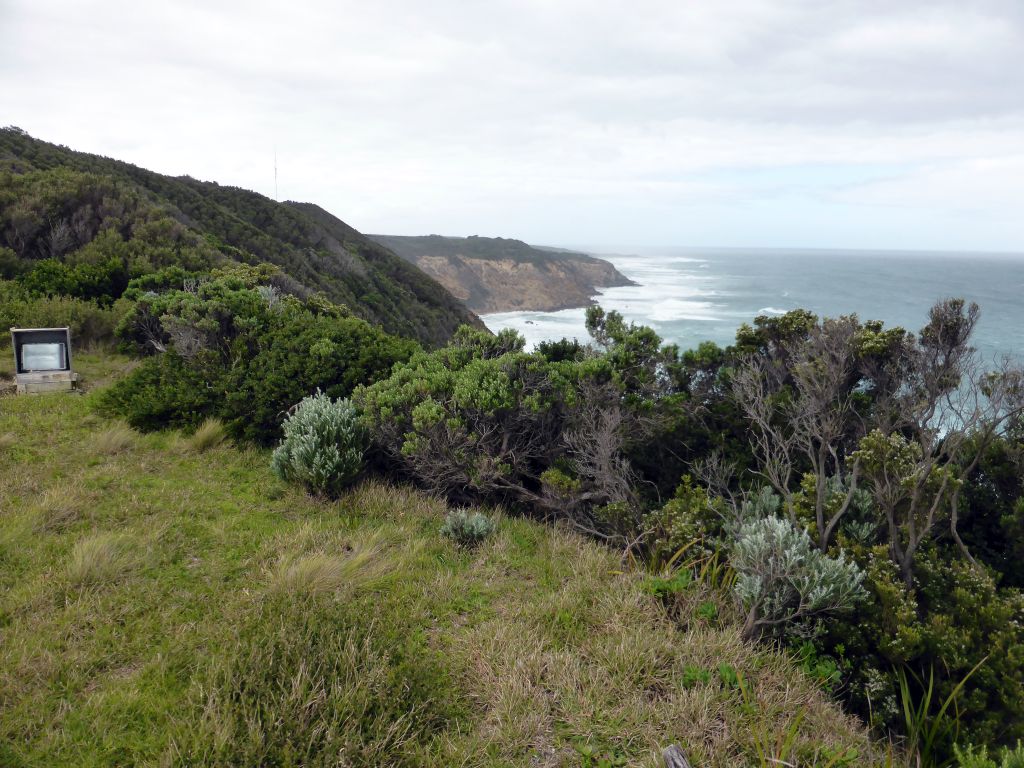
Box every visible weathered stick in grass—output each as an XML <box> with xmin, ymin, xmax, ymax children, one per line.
<box><xmin>662</xmin><ymin>744</ymin><xmax>693</xmax><ymax>768</ymax></box>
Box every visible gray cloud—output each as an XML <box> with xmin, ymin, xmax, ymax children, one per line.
<box><xmin>2</xmin><ymin>0</ymin><xmax>1022</xmax><ymax>250</ymax></box>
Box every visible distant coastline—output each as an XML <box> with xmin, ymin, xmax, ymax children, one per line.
<box><xmin>370</xmin><ymin>234</ymin><xmax>635</xmax><ymax>314</ymax></box>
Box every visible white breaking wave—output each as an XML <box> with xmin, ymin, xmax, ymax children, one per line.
<box><xmin>482</xmin><ymin>249</ymin><xmax>728</xmax><ymax>349</ymax></box>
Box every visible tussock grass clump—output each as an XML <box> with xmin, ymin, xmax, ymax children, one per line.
<box><xmin>32</xmin><ymin>486</ymin><xmax>85</xmax><ymax>533</ymax></box>
<box><xmin>268</xmin><ymin>547</ymin><xmax>379</xmax><ymax>597</ymax></box>
<box><xmin>186</xmin><ymin>418</ymin><xmax>226</xmax><ymax>453</ymax></box>
<box><xmin>176</xmin><ymin>598</ymin><xmax>464</xmax><ymax>766</ymax></box>
<box><xmin>91</xmin><ymin>422</ymin><xmax>137</xmax><ymax>456</ymax></box>
<box><xmin>66</xmin><ymin>532</ymin><xmax>136</xmax><ymax>587</ymax></box>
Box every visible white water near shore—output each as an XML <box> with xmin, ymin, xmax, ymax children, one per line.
<box><xmin>482</xmin><ymin>247</ymin><xmax>1024</xmax><ymax>360</ymax></box>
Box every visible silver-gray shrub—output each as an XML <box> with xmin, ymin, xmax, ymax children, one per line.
<box><xmin>727</xmin><ymin>485</ymin><xmax>781</xmax><ymax>536</ymax></box>
<box><xmin>732</xmin><ymin>514</ymin><xmax>865</xmax><ymax>640</ymax></box>
<box><xmin>271</xmin><ymin>393</ymin><xmax>366</xmax><ymax>497</ymax></box>
<box><xmin>440</xmin><ymin>509</ymin><xmax>496</xmax><ymax>547</ymax></box>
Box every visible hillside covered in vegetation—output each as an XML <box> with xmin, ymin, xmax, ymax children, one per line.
<box><xmin>0</xmin><ymin>355</ymin><xmax>878</xmax><ymax>767</ymax></box>
<box><xmin>371</xmin><ymin>233</ymin><xmax>635</xmax><ymax>313</ymax></box>
<box><xmin>0</xmin><ymin>128</ymin><xmax>480</xmax><ymax>347</ymax></box>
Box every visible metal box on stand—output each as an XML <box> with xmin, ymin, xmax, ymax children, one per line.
<box><xmin>10</xmin><ymin>327</ymin><xmax>80</xmax><ymax>394</ymax></box>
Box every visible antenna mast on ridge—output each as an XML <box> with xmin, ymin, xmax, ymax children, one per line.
<box><xmin>274</xmin><ymin>145</ymin><xmax>278</xmax><ymax>201</ymax></box>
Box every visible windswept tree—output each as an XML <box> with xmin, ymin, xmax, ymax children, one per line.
<box><xmin>730</xmin><ymin>299</ymin><xmax>1024</xmax><ymax>585</ymax></box>
<box><xmin>731</xmin><ymin>312</ymin><xmax>909</xmax><ymax>550</ymax></box>
<box><xmin>855</xmin><ymin>299</ymin><xmax>1024</xmax><ymax>585</ymax></box>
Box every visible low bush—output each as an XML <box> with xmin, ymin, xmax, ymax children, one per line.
<box><xmin>18</xmin><ymin>254</ymin><xmax>129</xmax><ymax>305</ymax></box>
<box><xmin>732</xmin><ymin>515</ymin><xmax>865</xmax><ymax>640</ymax></box>
<box><xmin>271</xmin><ymin>393</ymin><xmax>366</xmax><ymax>497</ymax></box>
<box><xmin>99</xmin><ymin>350</ymin><xmax>222</xmax><ymax>433</ymax></box>
<box><xmin>440</xmin><ymin>509</ymin><xmax>496</xmax><ymax>547</ymax></box>
<box><xmin>356</xmin><ymin>325</ymin><xmax>658</xmax><ymax>543</ymax></box>
<box><xmin>0</xmin><ymin>279</ymin><xmax>126</xmax><ymax>348</ymax></box>
<box><xmin>104</xmin><ymin>267</ymin><xmax>414</xmax><ymax>443</ymax></box>
<box><xmin>955</xmin><ymin>742</ymin><xmax>1024</xmax><ymax>768</ymax></box>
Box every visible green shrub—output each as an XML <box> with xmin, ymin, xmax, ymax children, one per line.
<box><xmin>103</xmin><ymin>267</ymin><xmax>414</xmax><ymax>442</ymax></box>
<box><xmin>120</xmin><ymin>265</ymin><xmax>204</xmax><ymax>301</ymax></box>
<box><xmin>271</xmin><ymin>393</ymin><xmax>366</xmax><ymax>497</ymax></box>
<box><xmin>0</xmin><ymin>246</ymin><xmax>25</xmax><ymax>278</ymax></box>
<box><xmin>439</xmin><ymin>509</ymin><xmax>496</xmax><ymax>547</ymax></box>
<box><xmin>819</xmin><ymin>545</ymin><xmax>1024</xmax><ymax>747</ymax></box>
<box><xmin>355</xmin><ymin>325</ymin><xmax>651</xmax><ymax>541</ymax></box>
<box><xmin>100</xmin><ymin>350</ymin><xmax>223</xmax><ymax>432</ymax></box>
<box><xmin>644</xmin><ymin>476</ymin><xmax>723</xmax><ymax>565</ymax></box>
<box><xmin>913</xmin><ymin>554</ymin><xmax>1024</xmax><ymax>747</ymax></box>
<box><xmin>955</xmin><ymin>742</ymin><xmax>1024</xmax><ymax>768</ymax></box>
<box><xmin>0</xmin><ymin>280</ymin><xmax>125</xmax><ymax>347</ymax></box>
<box><xmin>18</xmin><ymin>254</ymin><xmax>129</xmax><ymax>305</ymax></box>
<box><xmin>221</xmin><ymin>300</ymin><xmax>415</xmax><ymax>444</ymax></box>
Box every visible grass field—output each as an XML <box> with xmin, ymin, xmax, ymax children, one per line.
<box><xmin>0</xmin><ymin>353</ymin><xmax>882</xmax><ymax>767</ymax></box>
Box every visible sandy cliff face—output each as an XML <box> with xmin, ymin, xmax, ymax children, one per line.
<box><xmin>414</xmin><ymin>254</ymin><xmax>633</xmax><ymax>313</ymax></box>
<box><xmin>371</xmin><ymin>235</ymin><xmax>635</xmax><ymax>313</ymax></box>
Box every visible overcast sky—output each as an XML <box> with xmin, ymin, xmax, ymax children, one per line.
<box><xmin>2</xmin><ymin>0</ymin><xmax>1023</xmax><ymax>251</ymax></box>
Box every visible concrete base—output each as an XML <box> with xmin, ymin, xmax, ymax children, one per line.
<box><xmin>15</xmin><ymin>371</ymin><xmax>80</xmax><ymax>394</ymax></box>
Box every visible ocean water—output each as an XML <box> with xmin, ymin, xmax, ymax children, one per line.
<box><xmin>482</xmin><ymin>248</ymin><xmax>1024</xmax><ymax>362</ymax></box>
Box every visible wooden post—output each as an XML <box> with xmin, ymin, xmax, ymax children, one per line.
<box><xmin>662</xmin><ymin>744</ymin><xmax>692</xmax><ymax>768</ymax></box>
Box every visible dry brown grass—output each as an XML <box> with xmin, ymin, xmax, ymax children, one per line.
<box><xmin>91</xmin><ymin>422</ymin><xmax>137</xmax><ymax>456</ymax></box>
<box><xmin>185</xmin><ymin>418</ymin><xmax>227</xmax><ymax>453</ymax></box>
<box><xmin>433</xmin><ymin>525</ymin><xmax>880</xmax><ymax>767</ymax></box>
<box><xmin>32</xmin><ymin>486</ymin><xmax>86</xmax><ymax>533</ymax></box>
<box><xmin>66</xmin><ymin>532</ymin><xmax>137</xmax><ymax>587</ymax></box>
<box><xmin>268</xmin><ymin>543</ymin><xmax>381</xmax><ymax>597</ymax></box>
